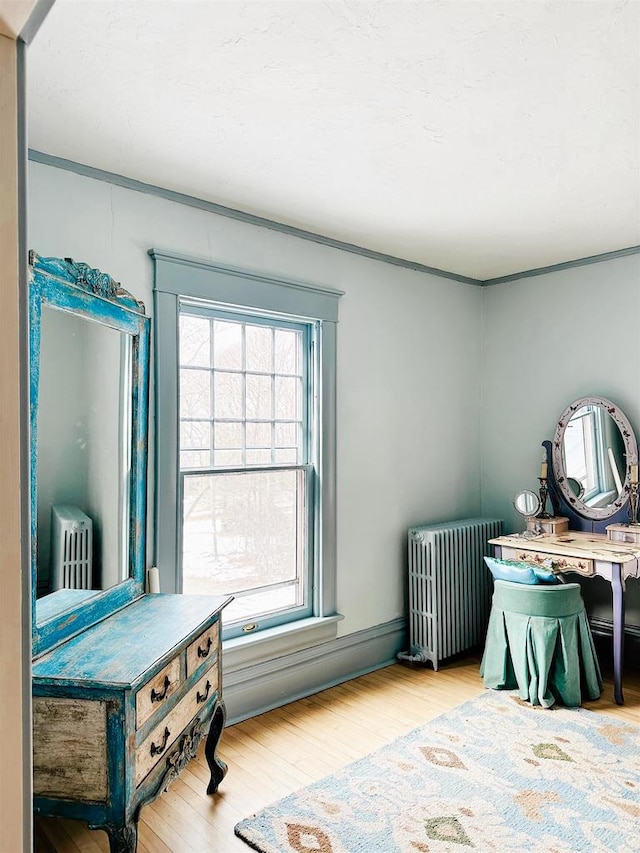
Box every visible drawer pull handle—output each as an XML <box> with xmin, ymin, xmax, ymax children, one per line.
<box><xmin>150</xmin><ymin>676</ymin><xmax>171</xmax><ymax>703</ymax></box>
<box><xmin>150</xmin><ymin>727</ymin><xmax>171</xmax><ymax>757</ymax></box>
<box><xmin>197</xmin><ymin>637</ymin><xmax>213</xmax><ymax>659</ymax></box>
<box><xmin>197</xmin><ymin>680</ymin><xmax>212</xmax><ymax>704</ymax></box>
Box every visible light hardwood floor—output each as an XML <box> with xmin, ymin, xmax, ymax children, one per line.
<box><xmin>35</xmin><ymin>655</ymin><xmax>640</xmax><ymax>853</ymax></box>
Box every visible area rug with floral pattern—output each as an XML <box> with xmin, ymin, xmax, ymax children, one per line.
<box><xmin>234</xmin><ymin>690</ymin><xmax>640</xmax><ymax>853</ymax></box>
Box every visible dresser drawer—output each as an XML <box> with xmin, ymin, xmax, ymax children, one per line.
<box><xmin>135</xmin><ymin>656</ymin><xmax>181</xmax><ymax>729</ymax></box>
<box><xmin>135</xmin><ymin>665</ymin><xmax>219</xmax><ymax>786</ymax></box>
<box><xmin>186</xmin><ymin>621</ymin><xmax>219</xmax><ymax>677</ymax></box>
<box><xmin>502</xmin><ymin>546</ymin><xmax>595</xmax><ymax>577</ymax></box>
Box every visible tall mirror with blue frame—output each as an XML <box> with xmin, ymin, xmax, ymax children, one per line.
<box><xmin>29</xmin><ymin>252</ymin><xmax>150</xmax><ymax>658</ymax></box>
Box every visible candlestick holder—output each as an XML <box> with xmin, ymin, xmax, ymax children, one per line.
<box><xmin>536</xmin><ymin>477</ymin><xmax>551</xmax><ymax>519</ymax></box>
<box><xmin>628</xmin><ymin>481</ymin><xmax>640</xmax><ymax>526</ymax></box>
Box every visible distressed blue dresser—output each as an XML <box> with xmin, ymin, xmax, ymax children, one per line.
<box><xmin>33</xmin><ymin>594</ymin><xmax>230</xmax><ymax>850</ymax></box>
<box><xmin>29</xmin><ymin>253</ymin><xmax>230</xmax><ymax>852</ymax></box>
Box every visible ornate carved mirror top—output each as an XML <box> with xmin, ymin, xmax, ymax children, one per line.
<box><xmin>29</xmin><ymin>252</ymin><xmax>150</xmax><ymax>657</ymax></box>
<box><xmin>551</xmin><ymin>395</ymin><xmax>637</xmax><ymax>521</ymax></box>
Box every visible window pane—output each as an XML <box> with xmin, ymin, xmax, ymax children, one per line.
<box><xmin>275</xmin><ymin>448</ymin><xmax>298</xmax><ymax>464</ymax></box>
<box><xmin>565</xmin><ymin>411</ymin><xmax>596</xmax><ymax>493</ymax></box>
<box><xmin>223</xmin><ymin>585</ymin><xmax>298</xmax><ymax>624</ymax></box>
<box><xmin>274</xmin><ymin>329</ymin><xmax>300</xmax><ymax>375</ymax></box>
<box><xmin>214</xmin><ymin>421</ymin><xmax>243</xmax><ymax>450</ymax></box>
<box><xmin>180</xmin><ymin>315</ymin><xmax>210</xmax><ymax>367</ymax></box>
<box><xmin>275</xmin><ymin>422</ymin><xmax>298</xmax><ymax>448</ymax></box>
<box><xmin>180</xmin><ymin>368</ymin><xmax>211</xmax><ymax>419</ymax></box>
<box><xmin>215</xmin><ymin>449</ymin><xmax>243</xmax><ymax>467</ymax></box>
<box><xmin>181</xmin><ymin>470</ymin><xmax>304</xmax><ymax>618</ymax></box>
<box><xmin>246</xmin><ymin>374</ymin><xmax>272</xmax><ymax>420</ymax></box>
<box><xmin>246</xmin><ymin>449</ymin><xmax>271</xmax><ymax>465</ymax></box>
<box><xmin>214</xmin><ymin>372</ymin><xmax>243</xmax><ymax>418</ymax></box>
<box><xmin>246</xmin><ymin>324</ymin><xmax>272</xmax><ymax>373</ymax></box>
<box><xmin>246</xmin><ymin>422</ymin><xmax>271</xmax><ymax>448</ymax></box>
<box><xmin>275</xmin><ymin>376</ymin><xmax>300</xmax><ymax>420</ymax></box>
<box><xmin>213</xmin><ymin>320</ymin><xmax>242</xmax><ymax>370</ymax></box>
<box><xmin>181</xmin><ymin>449</ymin><xmax>211</xmax><ymax>469</ymax></box>
<box><xmin>181</xmin><ymin>420</ymin><xmax>210</xmax><ymax>450</ymax></box>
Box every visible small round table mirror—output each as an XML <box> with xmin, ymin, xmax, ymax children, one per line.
<box><xmin>513</xmin><ymin>489</ymin><xmax>542</xmax><ymax>538</ymax></box>
<box><xmin>513</xmin><ymin>489</ymin><xmax>541</xmax><ymax>517</ymax></box>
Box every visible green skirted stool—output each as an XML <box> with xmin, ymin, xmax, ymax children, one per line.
<box><xmin>480</xmin><ymin>579</ymin><xmax>603</xmax><ymax>708</ymax></box>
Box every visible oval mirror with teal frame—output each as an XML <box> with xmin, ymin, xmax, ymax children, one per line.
<box><xmin>29</xmin><ymin>252</ymin><xmax>150</xmax><ymax>658</ymax></box>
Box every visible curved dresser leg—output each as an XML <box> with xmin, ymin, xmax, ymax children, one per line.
<box><xmin>205</xmin><ymin>700</ymin><xmax>228</xmax><ymax>795</ymax></box>
<box><xmin>105</xmin><ymin>822</ymin><xmax>138</xmax><ymax>853</ymax></box>
<box><xmin>611</xmin><ymin>563</ymin><xmax>625</xmax><ymax>706</ymax></box>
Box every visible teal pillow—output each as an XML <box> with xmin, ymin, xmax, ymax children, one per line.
<box><xmin>484</xmin><ymin>556</ymin><xmax>559</xmax><ymax>585</ymax></box>
<box><xmin>531</xmin><ymin>564</ymin><xmax>559</xmax><ymax>584</ymax></box>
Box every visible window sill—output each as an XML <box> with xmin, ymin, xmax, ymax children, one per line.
<box><xmin>222</xmin><ymin>614</ymin><xmax>344</xmax><ymax>672</ymax></box>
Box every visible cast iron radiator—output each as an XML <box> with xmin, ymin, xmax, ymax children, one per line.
<box><xmin>398</xmin><ymin>517</ymin><xmax>503</xmax><ymax>670</ymax></box>
<box><xmin>51</xmin><ymin>504</ymin><xmax>94</xmax><ymax>591</ymax></box>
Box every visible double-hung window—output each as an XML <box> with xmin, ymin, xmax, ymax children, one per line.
<box><xmin>179</xmin><ymin>307</ymin><xmax>314</xmax><ymax>636</ymax></box>
<box><xmin>151</xmin><ymin>250</ymin><xmax>342</xmax><ymax>643</ymax></box>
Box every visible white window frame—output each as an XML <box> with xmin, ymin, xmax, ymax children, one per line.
<box><xmin>151</xmin><ymin>249</ymin><xmax>343</xmax><ymax>644</ymax></box>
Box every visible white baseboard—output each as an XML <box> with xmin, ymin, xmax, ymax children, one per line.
<box><xmin>222</xmin><ymin>617</ymin><xmax>407</xmax><ymax>725</ymax></box>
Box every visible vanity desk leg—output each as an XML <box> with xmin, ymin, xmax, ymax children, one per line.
<box><xmin>611</xmin><ymin>563</ymin><xmax>625</xmax><ymax>706</ymax></box>
<box><xmin>205</xmin><ymin>700</ymin><xmax>228</xmax><ymax>795</ymax></box>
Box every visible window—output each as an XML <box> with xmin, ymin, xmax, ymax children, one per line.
<box><xmin>151</xmin><ymin>250</ymin><xmax>343</xmax><ymax>642</ymax></box>
<box><xmin>179</xmin><ymin>308</ymin><xmax>315</xmax><ymax>636</ymax></box>
<box><xmin>564</xmin><ymin>405</ymin><xmax>618</xmax><ymax>506</ymax></box>
<box><xmin>564</xmin><ymin>406</ymin><xmax>598</xmax><ymax>496</ymax></box>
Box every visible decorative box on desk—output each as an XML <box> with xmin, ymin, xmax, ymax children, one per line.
<box><xmin>526</xmin><ymin>516</ymin><xmax>569</xmax><ymax>535</ymax></box>
<box><xmin>32</xmin><ymin>593</ymin><xmax>231</xmax><ymax>851</ymax></box>
<box><xmin>606</xmin><ymin>523</ymin><xmax>640</xmax><ymax>544</ymax></box>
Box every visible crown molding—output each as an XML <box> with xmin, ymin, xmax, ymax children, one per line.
<box><xmin>28</xmin><ymin>150</ymin><xmax>640</xmax><ymax>287</ymax></box>
<box><xmin>28</xmin><ymin>150</ymin><xmax>479</xmax><ymax>285</ymax></box>
<box><xmin>482</xmin><ymin>245</ymin><xmax>640</xmax><ymax>286</ymax></box>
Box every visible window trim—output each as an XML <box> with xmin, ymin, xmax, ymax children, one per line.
<box><xmin>150</xmin><ymin>249</ymin><xmax>343</xmax><ymax>628</ymax></box>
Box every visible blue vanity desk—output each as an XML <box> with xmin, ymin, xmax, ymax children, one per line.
<box><xmin>32</xmin><ymin>592</ymin><xmax>231</xmax><ymax>851</ymax></box>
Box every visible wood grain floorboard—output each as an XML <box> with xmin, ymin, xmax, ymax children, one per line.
<box><xmin>35</xmin><ymin>657</ymin><xmax>640</xmax><ymax>852</ymax></box>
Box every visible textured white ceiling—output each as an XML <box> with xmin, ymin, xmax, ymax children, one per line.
<box><xmin>27</xmin><ymin>0</ymin><xmax>640</xmax><ymax>279</ymax></box>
